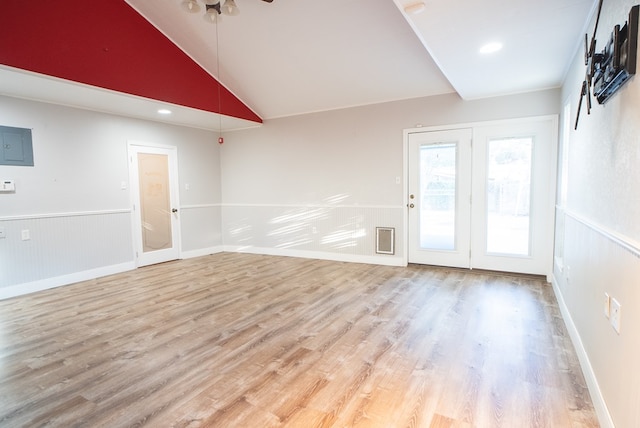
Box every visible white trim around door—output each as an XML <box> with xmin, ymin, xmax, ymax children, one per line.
<box><xmin>128</xmin><ymin>141</ymin><xmax>182</xmax><ymax>267</ymax></box>
<box><xmin>404</xmin><ymin>116</ymin><xmax>558</xmax><ymax>278</ymax></box>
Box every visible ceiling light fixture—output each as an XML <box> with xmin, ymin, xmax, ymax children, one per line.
<box><xmin>181</xmin><ymin>0</ymin><xmax>201</xmax><ymax>13</ymax></box>
<box><xmin>181</xmin><ymin>0</ymin><xmax>273</xmax><ymax>23</ymax></box>
<box><xmin>479</xmin><ymin>42</ymin><xmax>503</xmax><ymax>54</ymax></box>
<box><xmin>221</xmin><ymin>0</ymin><xmax>239</xmax><ymax>16</ymax></box>
<box><xmin>404</xmin><ymin>2</ymin><xmax>426</xmax><ymax>15</ymax></box>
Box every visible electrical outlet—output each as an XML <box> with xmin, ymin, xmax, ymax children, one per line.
<box><xmin>604</xmin><ymin>293</ymin><xmax>610</xmax><ymax>318</ymax></box>
<box><xmin>21</xmin><ymin>229</ymin><xmax>30</xmax><ymax>241</ymax></box>
<box><xmin>610</xmin><ymin>298</ymin><xmax>621</xmax><ymax>334</ymax></box>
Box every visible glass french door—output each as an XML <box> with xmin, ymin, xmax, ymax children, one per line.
<box><xmin>408</xmin><ymin>128</ymin><xmax>472</xmax><ymax>268</ymax></box>
<box><xmin>408</xmin><ymin>117</ymin><xmax>557</xmax><ymax>276</ymax></box>
<box><xmin>470</xmin><ymin>119</ymin><xmax>556</xmax><ymax>275</ymax></box>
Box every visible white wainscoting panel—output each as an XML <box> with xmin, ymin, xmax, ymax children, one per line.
<box><xmin>553</xmin><ymin>211</ymin><xmax>640</xmax><ymax>428</ymax></box>
<box><xmin>180</xmin><ymin>204</ymin><xmax>223</xmax><ymax>258</ymax></box>
<box><xmin>221</xmin><ymin>204</ymin><xmax>404</xmax><ymax>265</ymax></box>
<box><xmin>0</xmin><ymin>210</ymin><xmax>133</xmax><ymax>290</ymax></box>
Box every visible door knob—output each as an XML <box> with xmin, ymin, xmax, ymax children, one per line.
<box><xmin>409</xmin><ymin>203</ymin><xmax>415</xmax><ymax>208</ymax></box>
<box><xmin>172</xmin><ymin>208</ymin><xmax>178</xmax><ymax>213</ymax></box>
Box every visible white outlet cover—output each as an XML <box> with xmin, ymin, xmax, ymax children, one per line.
<box><xmin>611</xmin><ymin>298</ymin><xmax>621</xmax><ymax>334</ymax></box>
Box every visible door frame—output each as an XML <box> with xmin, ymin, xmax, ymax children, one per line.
<box><xmin>128</xmin><ymin>141</ymin><xmax>182</xmax><ymax>267</ymax></box>
<box><xmin>403</xmin><ymin>116</ymin><xmax>558</xmax><ymax>279</ymax></box>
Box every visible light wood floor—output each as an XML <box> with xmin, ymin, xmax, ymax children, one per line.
<box><xmin>0</xmin><ymin>253</ymin><xmax>598</xmax><ymax>427</ymax></box>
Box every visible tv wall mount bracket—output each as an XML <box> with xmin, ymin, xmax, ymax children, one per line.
<box><xmin>575</xmin><ymin>1</ymin><xmax>639</xmax><ymax>130</ymax></box>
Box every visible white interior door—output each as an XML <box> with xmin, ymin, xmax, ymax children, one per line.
<box><xmin>408</xmin><ymin>128</ymin><xmax>472</xmax><ymax>268</ymax></box>
<box><xmin>407</xmin><ymin>117</ymin><xmax>557</xmax><ymax>276</ymax></box>
<box><xmin>129</xmin><ymin>144</ymin><xmax>181</xmax><ymax>267</ymax></box>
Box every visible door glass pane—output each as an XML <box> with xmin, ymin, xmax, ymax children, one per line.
<box><xmin>138</xmin><ymin>153</ymin><xmax>172</xmax><ymax>253</ymax></box>
<box><xmin>486</xmin><ymin>137</ymin><xmax>532</xmax><ymax>255</ymax></box>
<box><xmin>420</xmin><ymin>143</ymin><xmax>456</xmax><ymax>250</ymax></box>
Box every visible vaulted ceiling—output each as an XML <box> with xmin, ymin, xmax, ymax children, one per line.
<box><xmin>0</xmin><ymin>0</ymin><xmax>595</xmax><ymax>131</ymax></box>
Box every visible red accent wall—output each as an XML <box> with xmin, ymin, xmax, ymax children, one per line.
<box><xmin>0</xmin><ymin>0</ymin><xmax>262</xmax><ymax>123</ymax></box>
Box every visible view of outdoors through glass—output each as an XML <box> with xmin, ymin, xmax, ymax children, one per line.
<box><xmin>419</xmin><ymin>143</ymin><xmax>457</xmax><ymax>251</ymax></box>
<box><xmin>486</xmin><ymin>137</ymin><xmax>532</xmax><ymax>256</ymax></box>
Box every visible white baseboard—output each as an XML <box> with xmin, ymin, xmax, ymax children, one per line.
<box><xmin>223</xmin><ymin>245</ymin><xmax>405</xmax><ymax>267</ymax></box>
<box><xmin>550</xmin><ymin>274</ymin><xmax>614</xmax><ymax>428</ymax></box>
<box><xmin>0</xmin><ymin>261</ymin><xmax>136</xmax><ymax>300</ymax></box>
<box><xmin>181</xmin><ymin>246</ymin><xmax>225</xmax><ymax>260</ymax></box>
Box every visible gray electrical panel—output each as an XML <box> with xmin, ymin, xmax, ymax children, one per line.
<box><xmin>1</xmin><ymin>125</ymin><xmax>34</xmax><ymax>166</ymax></box>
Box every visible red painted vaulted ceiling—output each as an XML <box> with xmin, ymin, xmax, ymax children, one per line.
<box><xmin>0</xmin><ymin>0</ymin><xmax>262</xmax><ymax>124</ymax></box>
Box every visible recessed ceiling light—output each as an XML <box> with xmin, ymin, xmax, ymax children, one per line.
<box><xmin>479</xmin><ymin>42</ymin><xmax>503</xmax><ymax>54</ymax></box>
<box><xmin>157</xmin><ymin>109</ymin><xmax>172</xmax><ymax>115</ymax></box>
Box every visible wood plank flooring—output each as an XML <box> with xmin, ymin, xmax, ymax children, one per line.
<box><xmin>0</xmin><ymin>253</ymin><xmax>598</xmax><ymax>427</ymax></box>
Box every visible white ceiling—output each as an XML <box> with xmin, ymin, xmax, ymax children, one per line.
<box><xmin>125</xmin><ymin>0</ymin><xmax>457</xmax><ymax>120</ymax></box>
<box><xmin>1</xmin><ymin>0</ymin><xmax>596</xmax><ymax>131</ymax></box>
<box><xmin>396</xmin><ymin>0</ymin><xmax>595</xmax><ymax>100</ymax></box>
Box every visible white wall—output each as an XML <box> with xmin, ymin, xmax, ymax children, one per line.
<box><xmin>0</xmin><ymin>88</ymin><xmax>561</xmax><ymax>295</ymax></box>
<box><xmin>221</xmin><ymin>90</ymin><xmax>560</xmax><ymax>264</ymax></box>
<box><xmin>0</xmin><ymin>96</ymin><xmax>222</xmax><ymax>297</ymax></box>
<box><xmin>555</xmin><ymin>1</ymin><xmax>640</xmax><ymax>426</ymax></box>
